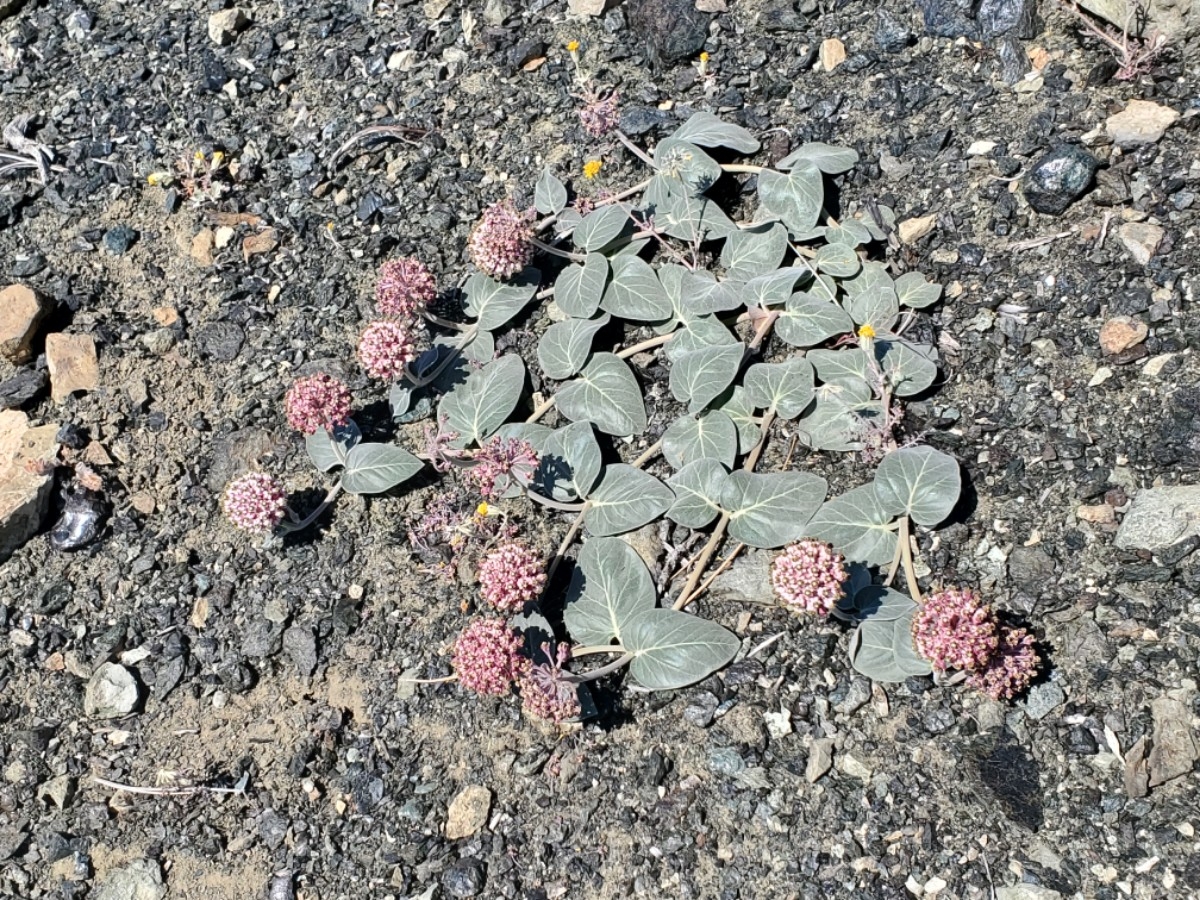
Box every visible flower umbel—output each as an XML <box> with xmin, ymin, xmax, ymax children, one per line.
<box><xmin>583</xmin><ymin>159</ymin><xmax>602</xmax><ymax>179</ymax></box>
<box><xmin>967</xmin><ymin>626</ymin><xmax>1040</xmax><ymax>700</ymax></box>
<box><xmin>771</xmin><ymin>539</ymin><xmax>847</xmax><ymax>615</ymax></box>
<box><xmin>520</xmin><ymin>643</ymin><xmax>581</xmax><ymax>724</ymax></box>
<box><xmin>479</xmin><ymin>541</ymin><xmax>546</xmax><ymax>611</ymax></box>
<box><xmin>466</xmin><ymin>436</ymin><xmax>539</xmax><ymax>500</ymax></box>
<box><xmin>284</xmin><ymin>373</ymin><xmax>352</xmax><ymax>435</ymax></box>
<box><xmin>912</xmin><ymin>587</ymin><xmax>999</xmax><ymax>672</ymax></box>
<box><xmin>452</xmin><ymin>618</ymin><xmax>530</xmax><ymax>696</ymax></box>
<box><xmin>222</xmin><ymin>473</ymin><xmax>288</xmax><ymax>533</ymax></box>
<box><xmin>468</xmin><ymin>201</ymin><xmax>534</xmax><ymax>280</ymax></box>
<box><xmin>376</xmin><ymin>256</ymin><xmax>436</xmax><ymax>322</ymax></box>
<box><xmin>579</xmin><ymin>90</ymin><xmax>620</xmax><ymax>139</ymax></box>
<box><xmin>358</xmin><ymin>320</ymin><xmax>417</xmax><ymax>381</ymax></box>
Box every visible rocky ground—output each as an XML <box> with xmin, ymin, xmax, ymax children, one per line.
<box><xmin>1</xmin><ymin>0</ymin><xmax>1198</xmax><ymax>898</ymax></box>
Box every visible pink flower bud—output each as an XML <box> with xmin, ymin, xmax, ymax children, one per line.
<box><xmin>358</xmin><ymin>320</ymin><xmax>416</xmax><ymax>381</ymax></box>
<box><xmin>967</xmin><ymin>626</ymin><xmax>1040</xmax><ymax>700</ymax></box>
<box><xmin>284</xmin><ymin>373</ymin><xmax>352</xmax><ymax>435</ymax></box>
<box><xmin>222</xmin><ymin>473</ymin><xmax>287</xmax><ymax>533</ymax></box>
<box><xmin>452</xmin><ymin>618</ymin><xmax>530</xmax><ymax>696</ymax></box>
<box><xmin>771</xmin><ymin>539</ymin><xmax>846</xmax><ymax>615</ymax></box>
<box><xmin>479</xmin><ymin>541</ymin><xmax>546</xmax><ymax>611</ymax></box>
<box><xmin>468</xmin><ymin>201</ymin><xmax>533</xmax><ymax>281</ymax></box>
<box><xmin>912</xmin><ymin>587</ymin><xmax>999</xmax><ymax>672</ymax></box>
<box><xmin>376</xmin><ymin>256</ymin><xmax>436</xmax><ymax>321</ymax></box>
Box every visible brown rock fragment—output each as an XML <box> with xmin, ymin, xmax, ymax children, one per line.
<box><xmin>0</xmin><ymin>285</ymin><xmax>49</xmax><ymax>364</ymax></box>
<box><xmin>45</xmin><ymin>334</ymin><xmax>99</xmax><ymax>402</ymax></box>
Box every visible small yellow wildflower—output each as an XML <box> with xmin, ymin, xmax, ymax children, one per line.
<box><xmin>583</xmin><ymin>159</ymin><xmax>602</xmax><ymax>179</ymax></box>
<box><xmin>210</xmin><ymin>151</ymin><xmax>225</xmax><ymax>168</ymax></box>
<box><xmin>476</xmin><ymin>502</ymin><xmax>490</xmax><ymax>517</ymax></box>
<box><xmin>193</xmin><ymin>151</ymin><xmax>205</xmax><ymax>165</ymax></box>
<box><xmin>857</xmin><ymin>324</ymin><xmax>876</xmax><ymax>340</ymax></box>
<box><xmin>567</xmin><ymin>40</ymin><xmax>580</xmax><ymax>53</ymax></box>
<box><xmin>146</xmin><ymin>172</ymin><xmax>165</xmax><ymax>186</ymax></box>
<box><xmin>698</xmin><ymin>51</ymin><xmax>710</xmax><ymax>77</ymax></box>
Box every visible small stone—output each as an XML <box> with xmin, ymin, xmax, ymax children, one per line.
<box><xmin>1105</xmin><ymin>100</ymin><xmax>1180</xmax><ymax>147</ymax></box>
<box><xmin>805</xmin><ymin>738</ymin><xmax>834</xmax><ymax>783</ymax></box>
<box><xmin>194</xmin><ymin>321</ymin><xmax>245</xmax><ymax>361</ymax></box>
<box><xmin>190</xmin><ymin>228</ymin><xmax>215</xmax><ymax>267</ymax></box>
<box><xmin>151</xmin><ymin>306</ymin><xmax>180</xmax><ymax>327</ymax></box>
<box><xmin>1118</xmin><ymin>222</ymin><xmax>1164</xmax><ymax>265</ymax></box>
<box><xmin>967</xmin><ymin>140</ymin><xmax>996</xmax><ymax>156</ymax></box>
<box><xmin>84</xmin><ymin>663</ymin><xmax>139</xmax><ymax>718</ymax></box>
<box><xmin>838</xmin><ymin>753</ymin><xmax>872</xmax><ymax>780</ymax></box>
<box><xmin>1099</xmin><ymin>316</ymin><xmax>1148</xmax><ymax>354</ymax></box>
<box><xmin>874</xmin><ymin>9</ymin><xmax>912</xmax><ymax>51</ymax></box>
<box><xmin>442</xmin><ymin>858</ymin><xmax>487</xmax><ymax>898</ymax></box>
<box><xmin>820</xmin><ymin>37</ymin><xmax>846</xmax><ymax>71</ymax></box>
<box><xmin>283</xmin><ymin>626</ymin><xmax>317</xmax><ymax>677</ymax></box>
<box><xmin>1007</xmin><ymin>546</ymin><xmax>1054</xmax><ymax>590</ymax></box>
<box><xmin>683</xmin><ymin>692</ymin><xmax>719</xmax><ymax>728</ymax></box>
<box><xmin>243</xmin><ymin>227</ymin><xmax>278</xmax><ymax>262</ymax></box>
<box><xmin>1076</xmin><ymin>504</ymin><xmax>1115</xmax><ymax>525</ymax></box>
<box><xmin>0</xmin><ymin>285</ymin><xmax>48</xmax><ymax>363</ymax></box>
<box><xmin>1087</xmin><ymin>367</ymin><xmax>1112</xmax><ymax>387</ymax></box>
<box><xmin>1147</xmin><ymin>697</ymin><xmax>1198</xmax><ymax>787</ymax></box>
<box><xmin>208</xmin><ymin>8</ymin><xmax>248</xmax><ymax>46</ymax></box>
<box><xmin>995</xmin><ymin>887</ymin><xmax>1063</xmax><ymax>900</ymax></box>
<box><xmin>834</xmin><ymin>677</ymin><xmax>871</xmax><ymax>715</ymax></box>
<box><xmin>0</xmin><ymin>369</ymin><xmax>46</xmax><ymax>410</ymax></box>
<box><xmin>214</xmin><ymin>225</ymin><xmax>236</xmax><ymax>249</ymax></box>
<box><xmin>1142</xmin><ymin>353</ymin><xmax>1175</xmax><ymax>377</ymax></box>
<box><xmin>103</xmin><ymin>225</ymin><xmax>137</xmax><ymax>255</ymax></box>
<box><xmin>1117</xmin><ymin>486</ymin><xmax>1200</xmax><ymax>550</ymax></box>
<box><xmin>976</xmin><ymin>0</ymin><xmax>1039</xmax><ymax>39</ymax></box>
<box><xmin>445</xmin><ymin>785</ymin><xmax>492</xmax><ymax>840</ymax></box>
<box><xmin>45</xmin><ymin>334</ymin><xmax>99</xmax><ymax>402</ymax></box>
<box><xmin>628</xmin><ymin>0</ymin><xmax>709</xmax><ymax>63</ymax></box>
<box><xmin>0</xmin><ymin>410</ymin><xmax>58</xmax><ymax>561</ymax></box>
<box><xmin>898</xmin><ymin>214</ymin><xmax>937</xmax><ymax>244</ymax></box>
<box><xmin>140</xmin><ymin>329</ymin><xmax>176</xmax><ymax>355</ymax></box>
<box><xmin>1022</xmin><ymin>145</ymin><xmax>1100</xmax><ymax>215</ymax></box>
<box><xmin>93</xmin><ymin>860</ymin><xmax>166</xmax><ymax>900</ymax></box>
<box><xmin>1024</xmin><ymin>681</ymin><xmax>1064</xmax><ymax>721</ymax></box>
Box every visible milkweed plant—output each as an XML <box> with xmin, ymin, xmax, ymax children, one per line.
<box><xmin>221</xmin><ymin>56</ymin><xmax>1041</xmax><ymax>724</ymax></box>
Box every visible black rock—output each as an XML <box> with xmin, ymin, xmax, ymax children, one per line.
<box><xmin>619</xmin><ymin>107</ymin><xmax>670</xmax><ymax>137</ymax></box>
<box><xmin>1111</xmin><ymin>285</ymin><xmax>1151</xmax><ymax>316</ymax></box>
<box><xmin>959</xmin><ymin>243</ymin><xmax>986</xmax><ymax>266</ymax></box>
<box><xmin>443</xmin><ymin>858</ymin><xmax>487</xmax><ymax>898</ymax></box>
<box><xmin>0</xmin><ymin>368</ymin><xmax>46</xmax><ymax>410</ymax></box>
<box><xmin>11</xmin><ymin>254</ymin><xmax>47</xmax><ymax>277</ymax></box>
<box><xmin>1008</xmin><ymin>546</ymin><xmax>1055</xmax><ymax>591</ymax></box>
<box><xmin>103</xmin><ymin>224</ymin><xmax>138</xmax><ymax>255</ymax></box>
<box><xmin>683</xmin><ymin>692</ymin><xmax>719</xmax><ymax>728</ymax></box>
<box><xmin>508</xmin><ymin>38</ymin><xmax>546</xmax><ymax>71</ymax></box>
<box><xmin>758</xmin><ymin>0</ymin><xmax>805</xmax><ymax>31</ymax></box>
<box><xmin>910</xmin><ymin>128</ymin><xmax>951</xmax><ymax>160</ymax></box>
<box><xmin>356</xmin><ymin>191</ymin><xmax>386</xmax><ymax>222</ymax></box>
<box><xmin>629</xmin><ymin>0</ymin><xmax>709</xmax><ymax>65</ymax></box>
<box><xmin>917</xmin><ymin>0</ymin><xmax>977</xmax><ymax>38</ymax></box>
<box><xmin>49</xmin><ymin>484</ymin><xmax>106</xmax><ymax>552</ymax></box>
<box><xmin>994</xmin><ymin>33</ymin><xmax>1027</xmax><ymax>85</ymax></box>
<box><xmin>55</xmin><ymin>423</ymin><xmax>88</xmax><ymax>450</ymax></box>
<box><xmin>875</xmin><ymin>9</ymin><xmax>913</xmax><ymax>52</ymax></box>
<box><xmin>976</xmin><ymin>0</ymin><xmax>1040</xmax><ymax>39</ymax></box>
<box><xmin>1022</xmin><ymin>145</ymin><xmax>1100</xmax><ymax>215</ymax></box>
<box><xmin>193</xmin><ymin>321</ymin><xmax>245</xmax><ymax>360</ymax></box>
<box><xmin>1065</xmin><ymin>725</ymin><xmax>1098</xmax><ymax>756</ymax></box>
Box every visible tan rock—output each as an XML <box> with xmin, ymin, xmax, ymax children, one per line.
<box><xmin>191</xmin><ymin>228</ymin><xmax>215</xmax><ymax>267</ymax></box>
<box><xmin>1119</xmin><ymin>222</ymin><xmax>1164</xmax><ymax>265</ymax></box>
<box><xmin>0</xmin><ymin>285</ymin><xmax>48</xmax><ymax>363</ymax></box>
<box><xmin>243</xmin><ymin>227</ymin><xmax>278</xmax><ymax>262</ymax></box>
<box><xmin>1105</xmin><ymin>99</ymin><xmax>1180</xmax><ymax>147</ymax></box>
<box><xmin>208</xmin><ymin>7</ymin><xmax>248</xmax><ymax>46</ymax></box>
<box><xmin>567</xmin><ymin>0</ymin><xmax>610</xmax><ymax>13</ymax></box>
<box><xmin>898</xmin><ymin>214</ymin><xmax>937</xmax><ymax>244</ymax></box>
<box><xmin>45</xmin><ymin>333</ymin><xmax>99</xmax><ymax>402</ymax></box>
<box><xmin>820</xmin><ymin>38</ymin><xmax>846</xmax><ymax>72</ymax></box>
<box><xmin>1077</xmin><ymin>504</ymin><xmax>1115</xmax><ymax>525</ymax></box>
<box><xmin>445</xmin><ymin>785</ymin><xmax>491</xmax><ymax>839</ymax></box>
<box><xmin>151</xmin><ymin>306</ymin><xmax>179</xmax><ymax>327</ymax></box>
<box><xmin>0</xmin><ymin>410</ymin><xmax>59</xmax><ymax>562</ymax></box>
<box><xmin>1100</xmin><ymin>317</ymin><xmax>1148</xmax><ymax>355</ymax></box>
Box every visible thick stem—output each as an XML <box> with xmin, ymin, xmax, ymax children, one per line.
<box><xmin>422</xmin><ymin>311</ymin><xmax>468</xmax><ymax>332</ymax></box>
<box><xmin>525</xmin><ymin>394</ymin><xmax>555</xmax><ymax>425</ymax></box>
<box><xmin>544</xmin><ymin>504</ymin><xmax>589</xmax><ymax>585</ymax></box>
<box><xmin>615</xmin><ymin>129</ymin><xmax>657</xmax><ymax>169</ymax></box>
<box><xmin>397</xmin><ymin>674</ymin><xmax>457</xmax><ymax>684</ymax></box>
<box><xmin>720</xmin><ymin>163</ymin><xmax>764</xmax><ymax>174</ymax></box>
<box><xmin>564</xmin><ymin>652</ymin><xmax>635</xmax><ymax>684</ymax></box>
<box><xmin>570</xmin><ymin>644</ymin><xmax>627</xmax><ymax>658</ymax></box>
<box><xmin>618</xmin><ymin>332</ymin><xmax>673</xmax><ymax>359</ymax></box>
<box><xmin>898</xmin><ymin>516</ymin><xmax>924</xmax><ymax>604</ymax></box>
<box><xmin>531</xmin><ymin>236</ymin><xmax>586</xmax><ymax>263</ymax></box>
<box><xmin>631</xmin><ymin>438</ymin><xmax>663</xmax><ymax>469</ymax></box>
<box><xmin>405</xmin><ymin>325</ymin><xmax>478</xmax><ymax>388</ymax></box>
<box><xmin>281</xmin><ymin>481</ymin><xmax>344</xmax><ymax>534</ymax></box>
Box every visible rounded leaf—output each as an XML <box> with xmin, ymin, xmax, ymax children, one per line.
<box><xmin>463</xmin><ymin>269</ymin><xmax>541</xmax><ymax>331</ymax></box>
<box><xmin>662</xmin><ymin>410</ymin><xmax>738</xmax><ymax>470</ymax></box>
<box><xmin>583</xmin><ymin>465</ymin><xmax>674</xmax><ymax>536</ymax></box>
<box><xmin>563</xmin><ymin>536</ymin><xmax>656</xmax><ymax>646</ymax></box>
<box><xmin>804</xmin><ymin>484</ymin><xmax>897</xmax><ymax>565</ymax></box>
<box><xmin>670</xmin><ymin>344</ymin><xmax>745</xmax><ymax>414</ymax></box>
<box><xmin>721</xmin><ymin>471</ymin><xmax>828</xmax><ymax>548</ymax></box>
<box><xmin>555</xmin><ymin>353</ymin><xmax>647</xmax><ymax>437</ymax></box>
<box><xmin>537</xmin><ymin>313</ymin><xmax>610</xmax><ymax>381</ymax></box>
<box><xmin>341</xmin><ymin>443</ymin><xmax>424</xmax><ymax>495</ymax></box>
<box><xmin>667</xmin><ymin>458</ymin><xmax>730</xmax><ymax>529</ymax></box>
<box><xmin>556</xmin><ymin>253</ymin><xmax>609</xmax><ymax>318</ymax></box>
<box><xmin>848</xmin><ymin>608</ymin><xmax>932</xmax><ymax>683</ymax></box>
<box><xmin>873</xmin><ymin>446</ymin><xmax>960</xmax><ymax>527</ymax></box>
<box><xmin>743</xmin><ymin>358</ymin><xmax>815</xmax><ymax>420</ymax></box>
<box><xmin>441</xmin><ymin>355</ymin><xmax>526</xmax><ymax>447</ymax></box>
<box><xmin>624</xmin><ymin>608</ymin><xmax>741</xmax><ymax>691</ymax></box>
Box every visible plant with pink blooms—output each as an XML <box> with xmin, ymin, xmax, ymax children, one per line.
<box><xmin>376</xmin><ymin>256</ymin><xmax>436</xmax><ymax>321</ymax></box>
<box><xmin>452</xmin><ymin>618</ymin><xmax>530</xmax><ymax>696</ymax></box>
<box><xmin>912</xmin><ymin>587</ymin><xmax>999</xmax><ymax>673</ymax></box>
<box><xmin>771</xmin><ymin>539</ymin><xmax>846</xmax><ymax>615</ymax></box>
<box><xmin>285</xmin><ymin>373</ymin><xmax>352</xmax><ymax>436</ymax></box>
<box><xmin>222</xmin><ymin>473</ymin><xmax>288</xmax><ymax>533</ymax></box>
<box><xmin>468</xmin><ymin>200</ymin><xmax>535</xmax><ymax>281</ymax></box>
<box><xmin>479</xmin><ymin>541</ymin><xmax>546</xmax><ymax>611</ymax></box>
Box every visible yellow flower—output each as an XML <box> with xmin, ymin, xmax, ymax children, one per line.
<box><xmin>567</xmin><ymin>40</ymin><xmax>580</xmax><ymax>53</ymax></box>
<box><xmin>699</xmin><ymin>51</ymin><xmax>709</xmax><ymax>62</ymax></box>
<box><xmin>476</xmin><ymin>502</ymin><xmax>490</xmax><ymax>517</ymax></box>
<box><xmin>146</xmin><ymin>172</ymin><xmax>165</xmax><ymax>186</ymax></box>
<box><xmin>583</xmin><ymin>159</ymin><xmax>602</xmax><ymax>179</ymax></box>
<box><xmin>210</xmin><ymin>151</ymin><xmax>225</xmax><ymax>168</ymax></box>
<box><xmin>857</xmin><ymin>324</ymin><xmax>876</xmax><ymax>340</ymax></box>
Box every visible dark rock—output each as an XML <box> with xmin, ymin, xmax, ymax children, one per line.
<box><xmin>1022</xmin><ymin>145</ymin><xmax>1100</xmax><ymax>215</ymax></box>
<box><xmin>994</xmin><ymin>33</ymin><xmax>1027</xmax><ymax>85</ymax></box>
<box><xmin>356</xmin><ymin>191</ymin><xmax>386</xmax><ymax>222</ymax></box>
<box><xmin>1111</xmin><ymin>285</ymin><xmax>1151</xmax><ymax>316</ymax></box>
<box><xmin>910</xmin><ymin>128</ymin><xmax>951</xmax><ymax>160</ymax></box>
<box><xmin>758</xmin><ymin>0</ymin><xmax>805</xmax><ymax>31</ymax></box>
<box><xmin>242</xmin><ymin>618</ymin><xmax>282</xmax><ymax>658</ymax></box>
<box><xmin>259</xmin><ymin>809</ymin><xmax>289</xmax><ymax>851</ymax></box>
<box><xmin>102</xmin><ymin>225</ymin><xmax>138</xmax><ymax>255</ymax></box>
<box><xmin>917</xmin><ymin>0</ymin><xmax>977</xmax><ymax>38</ymax></box>
<box><xmin>55</xmin><ymin>423</ymin><xmax>87</xmax><ymax>450</ymax></box>
<box><xmin>0</xmin><ymin>368</ymin><xmax>46</xmax><ymax>409</ymax></box>
<box><xmin>619</xmin><ymin>107</ymin><xmax>670</xmax><ymax>137</ymax></box>
<box><xmin>508</xmin><ymin>38</ymin><xmax>545</xmax><ymax>70</ymax></box>
<box><xmin>683</xmin><ymin>692</ymin><xmax>719</xmax><ymax>728</ymax></box>
<box><xmin>288</xmin><ymin>150</ymin><xmax>315</xmax><ymax>178</ymax></box>
<box><xmin>959</xmin><ymin>243</ymin><xmax>985</xmax><ymax>266</ymax></box>
<box><xmin>283</xmin><ymin>625</ymin><xmax>318</xmax><ymax>677</ymax></box>
<box><xmin>193</xmin><ymin>321</ymin><xmax>245</xmax><ymax>361</ymax></box>
<box><xmin>628</xmin><ymin>0</ymin><xmax>709</xmax><ymax>64</ymax></box>
<box><xmin>11</xmin><ymin>254</ymin><xmax>47</xmax><ymax>278</ymax></box>
<box><xmin>1066</xmin><ymin>725</ymin><xmax>1099</xmax><ymax>755</ymax></box>
<box><xmin>924</xmin><ymin>708</ymin><xmax>955</xmax><ymax>735</ymax></box>
<box><xmin>977</xmin><ymin>0</ymin><xmax>1040</xmax><ymax>39</ymax></box>
<box><xmin>1008</xmin><ymin>546</ymin><xmax>1055</xmax><ymax>590</ymax></box>
<box><xmin>154</xmin><ymin>656</ymin><xmax>186</xmax><ymax>700</ymax></box>
<box><xmin>443</xmin><ymin>858</ymin><xmax>487</xmax><ymax>898</ymax></box>
<box><xmin>976</xmin><ymin>728</ymin><xmax>1044</xmax><ymax>830</ymax></box>
<box><xmin>723</xmin><ymin>659</ymin><xmax>764</xmax><ymax>686</ymax></box>
<box><xmin>49</xmin><ymin>484</ymin><xmax>106</xmax><ymax>552</ymax></box>
<box><xmin>875</xmin><ymin>9</ymin><xmax>913</xmax><ymax>51</ymax></box>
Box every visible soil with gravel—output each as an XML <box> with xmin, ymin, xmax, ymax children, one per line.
<box><xmin>0</xmin><ymin>0</ymin><xmax>1197</xmax><ymax>898</ymax></box>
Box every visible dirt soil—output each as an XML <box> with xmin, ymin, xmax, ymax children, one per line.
<box><xmin>0</xmin><ymin>0</ymin><xmax>1197</xmax><ymax>898</ymax></box>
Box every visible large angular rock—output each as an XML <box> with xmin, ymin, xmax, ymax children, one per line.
<box><xmin>45</xmin><ymin>333</ymin><xmax>99</xmax><ymax>402</ymax></box>
<box><xmin>93</xmin><ymin>859</ymin><xmax>166</xmax><ymax>900</ymax></box>
<box><xmin>0</xmin><ymin>410</ymin><xmax>60</xmax><ymax>562</ymax></box>
<box><xmin>0</xmin><ymin>285</ymin><xmax>48</xmax><ymax>363</ymax></box>
<box><xmin>1115</xmin><ymin>485</ymin><xmax>1200</xmax><ymax>551</ymax></box>
<box><xmin>1106</xmin><ymin>100</ymin><xmax>1180</xmax><ymax>147</ymax></box>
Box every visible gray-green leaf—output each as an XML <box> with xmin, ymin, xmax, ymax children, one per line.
<box><xmin>880</xmin><ymin>338</ymin><xmax>938</xmax><ymax>397</ymax></box>
<box><xmin>805</xmin><ymin>484</ymin><xmax>897</xmax><ymax>565</ymax></box>
<box><xmin>624</xmin><ymin>608</ymin><xmax>741</xmax><ymax>690</ymax></box>
<box><xmin>662</xmin><ymin>410</ymin><xmax>738</xmax><ymax>470</ymax></box>
<box><xmin>720</xmin><ymin>223</ymin><xmax>788</xmax><ymax>282</ymax></box>
<box><xmin>842</xmin><ymin>262</ymin><xmax>898</xmax><ymax>332</ymax></box>
<box><xmin>776</xmin><ymin>292</ymin><xmax>855</xmax><ymax>347</ymax></box>
<box><xmin>849</xmin><ymin>608</ymin><xmax>931</xmax><ymax>682</ymax></box>
<box><xmin>463</xmin><ymin>269</ymin><xmax>541</xmax><ymax>330</ymax></box>
<box><xmin>670</xmin><ymin>343</ymin><xmax>745</xmax><ymax>414</ymax></box>
<box><xmin>536</xmin><ymin>420</ymin><xmax>603</xmax><ymax>501</ymax></box>
<box><xmin>441</xmin><ymin>354</ymin><xmax>526</xmax><ymax>447</ymax></box>
<box><xmin>555</xmin><ymin>353</ymin><xmax>647</xmax><ymax>437</ymax></box>
<box><xmin>722</xmin><ymin>471</ymin><xmax>828</xmax><ymax>548</ymax></box>
<box><xmin>713</xmin><ymin>385</ymin><xmax>762</xmax><ymax>454</ymax></box>
<box><xmin>306</xmin><ymin>421</ymin><xmax>361</xmax><ymax>473</ymax></box>
<box><xmin>809</xmin><ymin>348</ymin><xmax>870</xmax><ymax>386</ymax></box>
<box><xmin>667</xmin><ymin>458</ymin><xmax>730</xmax><ymax>529</ymax></box>
<box><xmin>646</xmin><ymin>175</ymin><xmax>737</xmax><ymax>243</ymax></box>
<box><xmin>874</xmin><ymin>445</ymin><xmax>960</xmax><ymax>527</ymax></box>
<box><xmin>537</xmin><ymin>313</ymin><xmax>610</xmax><ymax>380</ymax></box>
<box><xmin>777</xmin><ymin>142</ymin><xmax>859</xmax><ymax>175</ymax></box>
<box><xmin>573</xmin><ymin>204</ymin><xmax>629</xmax><ymax>251</ymax></box>
<box><xmin>672</xmin><ymin>111</ymin><xmax>761</xmax><ymax>154</ymax></box>
<box><xmin>665</xmin><ymin>315</ymin><xmax>738</xmax><ymax>363</ymax></box>
<box><xmin>894</xmin><ymin>271</ymin><xmax>942</xmax><ymax>309</ymax></box>
<box><xmin>793</xmin><ymin>382</ymin><xmax>871</xmax><ymax>452</ymax></box>
<box><xmin>743</xmin><ymin>358</ymin><xmax>815</xmax><ymax>420</ymax></box>
<box><xmin>654</xmin><ymin>138</ymin><xmax>722</xmax><ymax>195</ymax></box>
<box><xmin>563</xmin><ymin>536</ymin><xmax>656</xmax><ymax>646</ymax></box>
<box><xmin>742</xmin><ymin>268</ymin><xmax>803</xmax><ymax>309</ymax></box>
<box><xmin>534</xmin><ymin>168</ymin><xmax>568</xmax><ymax>215</ymax></box>
<box><xmin>556</xmin><ymin>253</ymin><xmax>609</xmax><ymax>318</ymax></box>
<box><xmin>341</xmin><ymin>443</ymin><xmax>424</xmax><ymax>495</ymax></box>
<box><xmin>815</xmin><ymin>241</ymin><xmax>861</xmax><ymax>278</ymax></box>
<box><xmin>584</xmin><ymin>465</ymin><xmax>674</xmax><ymax>536</ymax></box>
<box><xmin>602</xmin><ymin>255</ymin><xmax>672</xmax><ymax>321</ymax></box>
<box><xmin>757</xmin><ymin>163</ymin><xmax>824</xmax><ymax>236</ymax></box>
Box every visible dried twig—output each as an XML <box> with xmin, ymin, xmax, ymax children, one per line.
<box><xmin>92</xmin><ymin>770</ymin><xmax>250</xmax><ymax>798</ymax></box>
<box><xmin>329</xmin><ymin>124</ymin><xmax>430</xmax><ymax>170</ymax></box>
<box><xmin>1</xmin><ymin>115</ymin><xmax>53</xmax><ymax>184</ymax></box>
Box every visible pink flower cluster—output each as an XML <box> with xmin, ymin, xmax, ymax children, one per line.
<box><xmin>520</xmin><ymin>644</ymin><xmax>581</xmax><ymax>724</ymax></box>
<box><xmin>222</xmin><ymin>473</ymin><xmax>288</xmax><ymax>533</ymax></box>
<box><xmin>466</xmin><ymin>436</ymin><xmax>539</xmax><ymax>499</ymax></box>
<box><xmin>912</xmin><ymin>588</ymin><xmax>998</xmax><ymax>672</ymax></box>
<box><xmin>579</xmin><ymin>91</ymin><xmax>620</xmax><ymax>138</ymax></box>
<box><xmin>771</xmin><ymin>540</ymin><xmax>846</xmax><ymax>615</ymax></box>
<box><xmin>913</xmin><ymin>587</ymin><xmax>1041</xmax><ymax>701</ymax></box>
<box><xmin>452</xmin><ymin>618</ymin><xmax>530</xmax><ymax>695</ymax></box>
<box><xmin>968</xmin><ymin>626</ymin><xmax>1040</xmax><ymax>700</ymax></box>
<box><xmin>284</xmin><ymin>373</ymin><xmax>352</xmax><ymax>435</ymax></box>
<box><xmin>468</xmin><ymin>201</ymin><xmax>533</xmax><ymax>280</ymax></box>
<box><xmin>358</xmin><ymin>320</ymin><xmax>416</xmax><ymax>381</ymax></box>
<box><xmin>376</xmin><ymin>256</ymin><xmax>436</xmax><ymax>321</ymax></box>
<box><xmin>479</xmin><ymin>541</ymin><xmax>546</xmax><ymax>611</ymax></box>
